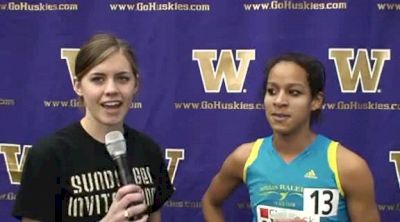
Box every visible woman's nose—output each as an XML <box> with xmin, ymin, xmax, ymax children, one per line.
<box><xmin>104</xmin><ymin>79</ymin><xmax>118</xmax><ymax>95</ymax></box>
<box><xmin>273</xmin><ymin>91</ymin><xmax>288</xmax><ymax>106</ymax></box>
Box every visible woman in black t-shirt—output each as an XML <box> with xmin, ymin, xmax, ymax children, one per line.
<box><xmin>13</xmin><ymin>33</ymin><xmax>174</xmax><ymax>222</ymax></box>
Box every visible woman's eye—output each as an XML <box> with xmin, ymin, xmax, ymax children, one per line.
<box><xmin>117</xmin><ymin>76</ymin><xmax>130</xmax><ymax>82</ymax></box>
<box><xmin>91</xmin><ymin>77</ymin><xmax>104</xmax><ymax>83</ymax></box>
<box><xmin>267</xmin><ymin>88</ymin><xmax>276</xmax><ymax>95</ymax></box>
<box><xmin>290</xmin><ymin>90</ymin><xmax>301</xmax><ymax>96</ymax></box>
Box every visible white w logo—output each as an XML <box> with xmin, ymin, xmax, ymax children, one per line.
<box><xmin>329</xmin><ymin>48</ymin><xmax>390</xmax><ymax>93</ymax></box>
<box><xmin>192</xmin><ymin>49</ymin><xmax>255</xmax><ymax>93</ymax></box>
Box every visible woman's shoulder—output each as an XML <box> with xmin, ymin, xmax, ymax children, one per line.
<box><xmin>218</xmin><ymin>138</ymin><xmax>265</xmax><ymax>181</ymax></box>
<box><xmin>31</xmin><ymin>122</ymin><xmax>82</xmax><ymax>155</ymax></box>
<box><xmin>228</xmin><ymin>138</ymin><xmax>266</xmax><ymax>169</ymax></box>
<box><xmin>336</xmin><ymin>143</ymin><xmax>374</xmax><ymax>192</ymax></box>
<box><xmin>232</xmin><ymin>142</ymin><xmax>254</xmax><ymax>161</ymax></box>
<box><xmin>124</xmin><ymin>125</ymin><xmax>161</xmax><ymax>152</ymax></box>
<box><xmin>337</xmin><ymin>143</ymin><xmax>369</xmax><ymax>172</ymax></box>
<box><xmin>320</xmin><ymin>135</ymin><xmax>368</xmax><ymax>174</ymax></box>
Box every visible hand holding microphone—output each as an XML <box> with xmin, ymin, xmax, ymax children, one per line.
<box><xmin>101</xmin><ymin>131</ymin><xmax>148</xmax><ymax>222</ymax></box>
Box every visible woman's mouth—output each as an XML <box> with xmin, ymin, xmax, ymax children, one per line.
<box><xmin>101</xmin><ymin>101</ymin><xmax>122</xmax><ymax>109</ymax></box>
<box><xmin>271</xmin><ymin>113</ymin><xmax>290</xmax><ymax>121</ymax></box>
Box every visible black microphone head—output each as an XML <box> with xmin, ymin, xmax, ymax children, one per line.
<box><xmin>105</xmin><ymin>131</ymin><xmax>126</xmax><ymax>158</ymax></box>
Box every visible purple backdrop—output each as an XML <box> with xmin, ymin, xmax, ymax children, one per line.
<box><xmin>0</xmin><ymin>0</ymin><xmax>399</xmax><ymax>221</ymax></box>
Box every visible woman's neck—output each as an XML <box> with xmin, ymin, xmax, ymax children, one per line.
<box><xmin>273</xmin><ymin>129</ymin><xmax>317</xmax><ymax>162</ymax></box>
<box><xmin>80</xmin><ymin>117</ymin><xmax>124</xmax><ymax>143</ymax></box>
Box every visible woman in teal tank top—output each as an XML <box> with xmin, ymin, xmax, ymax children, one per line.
<box><xmin>202</xmin><ymin>52</ymin><xmax>380</xmax><ymax>222</ymax></box>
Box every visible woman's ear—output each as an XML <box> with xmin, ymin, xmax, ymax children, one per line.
<box><xmin>311</xmin><ymin>91</ymin><xmax>324</xmax><ymax>111</ymax></box>
<box><xmin>133</xmin><ymin>74</ymin><xmax>140</xmax><ymax>93</ymax></box>
<box><xmin>73</xmin><ymin>78</ymin><xmax>83</xmax><ymax>96</ymax></box>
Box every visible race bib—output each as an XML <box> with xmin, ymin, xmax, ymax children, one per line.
<box><xmin>303</xmin><ymin>188</ymin><xmax>339</xmax><ymax>217</ymax></box>
<box><xmin>256</xmin><ymin>205</ymin><xmax>320</xmax><ymax>222</ymax></box>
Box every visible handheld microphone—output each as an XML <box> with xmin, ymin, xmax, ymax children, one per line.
<box><xmin>105</xmin><ymin>131</ymin><xmax>135</xmax><ymax>185</ymax></box>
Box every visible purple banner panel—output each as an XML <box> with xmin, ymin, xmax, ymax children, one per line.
<box><xmin>0</xmin><ymin>0</ymin><xmax>399</xmax><ymax>221</ymax></box>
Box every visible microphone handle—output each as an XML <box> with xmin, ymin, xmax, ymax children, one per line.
<box><xmin>114</xmin><ymin>155</ymin><xmax>135</xmax><ymax>185</ymax></box>
<box><xmin>114</xmin><ymin>155</ymin><xmax>144</xmax><ymax>220</ymax></box>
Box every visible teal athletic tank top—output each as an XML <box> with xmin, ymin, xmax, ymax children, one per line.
<box><xmin>243</xmin><ymin>135</ymin><xmax>349</xmax><ymax>222</ymax></box>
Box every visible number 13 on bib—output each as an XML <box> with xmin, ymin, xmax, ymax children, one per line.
<box><xmin>303</xmin><ymin>188</ymin><xmax>339</xmax><ymax>217</ymax></box>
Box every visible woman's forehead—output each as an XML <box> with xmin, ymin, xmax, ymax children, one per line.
<box><xmin>268</xmin><ymin>62</ymin><xmax>308</xmax><ymax>82</ymax></box>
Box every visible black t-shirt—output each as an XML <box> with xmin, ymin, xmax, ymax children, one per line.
<box><xmin>12</xmin><ymin>122</ymin><xmax>174</xmax><ymax>222</ymax></box>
